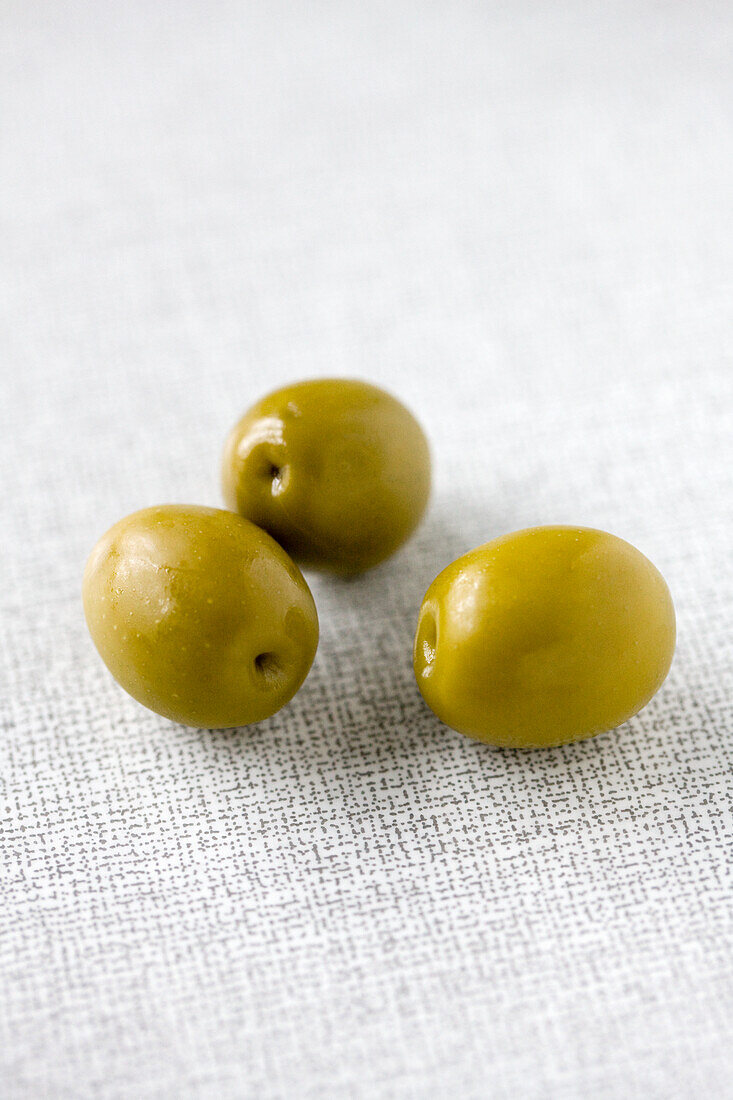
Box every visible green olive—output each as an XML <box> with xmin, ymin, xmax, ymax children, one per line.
<box><xmin>221</xmin><ymin>379</ymin><xmax>431</xmax><ymax>574</ymax></box>
<box><xmin>82</xmin><ymin>505</ymin><xmax>319</xmax><ymax>728</ymax></box>
<box><xmin>414</xmin><ymin>526</ymin><xmax>676</xmax><ymax>748</ymax></box>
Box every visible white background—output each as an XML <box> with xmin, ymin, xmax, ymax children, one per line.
<box><xmin>2</xmin><ymin>2</ymin><xmax>732</xmax><ymax>1097</ymax></box>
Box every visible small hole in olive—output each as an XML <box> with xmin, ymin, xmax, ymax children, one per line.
<box><xmin>266</xmin><ymin>463</ymin><xmax>289</xmax><ymax>496</ymax></box>
<box><xmin>254</xmin><ymin>652</ymin><xmax>281</xmax><ymax>681</ymax></box>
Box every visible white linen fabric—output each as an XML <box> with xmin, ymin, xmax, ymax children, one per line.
<box><xmin>1</xmin><ymin>2</ymin><xmax>732</xmax><ymax>1097</ymax></box>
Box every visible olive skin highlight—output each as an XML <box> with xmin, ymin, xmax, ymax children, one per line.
<box><xmin>221</xmin><ymin>379</ymin><xmax>431</xmax><ymax>574</ymax></box>
<box><xmin>413</xmin><ymin>526</ymin><xmax>676</xmax><ymax>749</ymax></box>
<box><xmin>83</xmin><ymin>505</ymin><xmax>319</xmax><ymax>728</ymax></box>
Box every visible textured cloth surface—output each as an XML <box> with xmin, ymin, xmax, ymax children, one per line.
<box><xmin>2</xmin><ymin>2</ymin><xmax>733</xmax><ymax>1098</ymax></box>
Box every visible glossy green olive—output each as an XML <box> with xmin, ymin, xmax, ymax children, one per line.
<box><xmin>221</xmin><ymin>379</ymin><xmax>431</xmax><ymax>574</ymax></box>
<box><xmin>83</xmin><ymin>505</ymin><xmax>319</xmax><ymax>728</ymax></box>
<box><xmin>414</xmin><ymin>526</ymin><xmax>676</xmax><ymax>748</ymax></box>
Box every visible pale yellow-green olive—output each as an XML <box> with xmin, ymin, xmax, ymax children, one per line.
<box><xmin>83</xmin><ymin>505</ymin><xmax>319</xmax><ymax>728</ymax></box>
<box><xmin>414</xmin><ymin>526</ymin><xmax>676</xmax><ymax>748</ymax></box>
<box><xmin>221</xmin><ymin>379</ymin><xmax>431</xmax><ymax>574</ymax></box>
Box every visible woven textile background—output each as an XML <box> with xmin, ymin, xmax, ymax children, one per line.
<box><xmin>2</xmin><ymin>2</ymin><xmax>732</xmax><ymax>1097</ymax></box>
